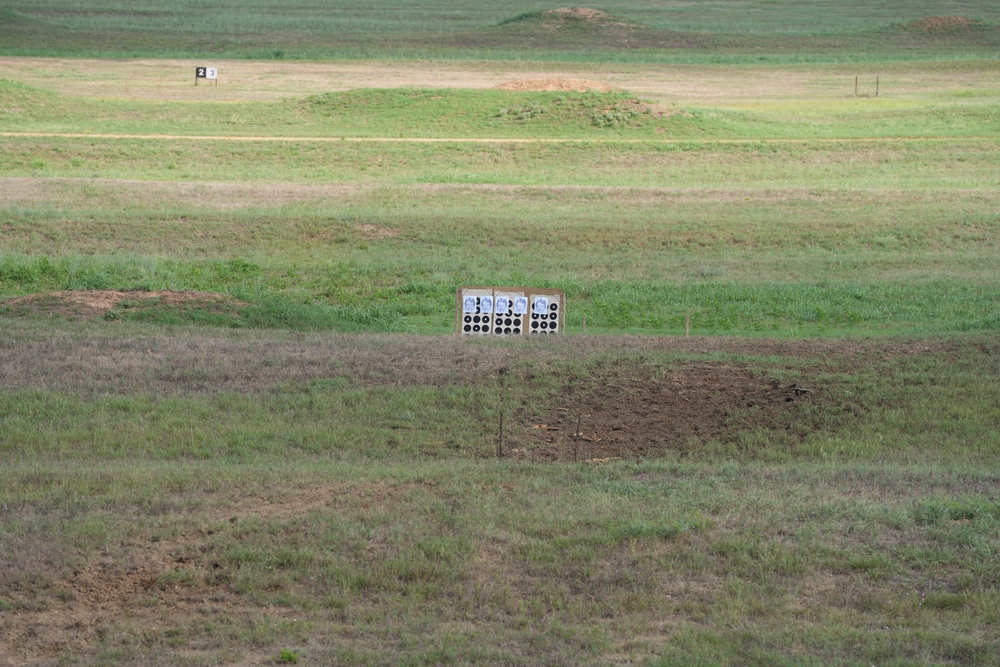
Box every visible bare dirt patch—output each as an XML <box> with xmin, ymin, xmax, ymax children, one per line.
<box><xmin>544</xmin><ymin>7</ymin><xmax>613</xmax><ymax>22</ymax></box>
<box><xmin>535</xmin><ymin>7</ymin><xmax>636</xmax><ymax>32</ymax></box>
<box><xmin>494</xmin><ymin>78</ymin><xmax>614</xmax><ymax>92</ymax></box>
<box><xmin>1</xmin><ymin>290</ymin><xmax>241</xmax><ymax>321</ymax></box>
<box><xmin>904</xmin><ymin>16</ymin><xmax>979</xmax><ymax>34</ymax></box>
<box><xmin>355</xmin><ymin>222</ymin><xmax>400</xmax><ymax>240</ymax></box>
<box><xmin>520</xmin><ymin>362</ymin><xmax>814</xmax><ymax>462</ymax></box>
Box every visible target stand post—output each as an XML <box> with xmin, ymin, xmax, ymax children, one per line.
<box><xmin>195</xmin><ymin>66</ymin><xmax>219</xmax><ymax>86</ymax></box>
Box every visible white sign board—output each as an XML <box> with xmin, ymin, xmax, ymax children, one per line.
<box><xmin>195</xmin><ymin>66</ymin><xmax>219</xmax><ymax>84</ymax></box>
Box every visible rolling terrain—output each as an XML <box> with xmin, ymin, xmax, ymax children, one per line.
<box><xmin>1</xmin><ymin>2</ymin><xmax>999</xmax><ymax>665</ymax></box>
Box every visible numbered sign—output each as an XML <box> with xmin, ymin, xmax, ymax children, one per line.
<box><xmin>195</xmin><ymin>66</ymin><xmax>219</xmax><ymax>85</ymax></box>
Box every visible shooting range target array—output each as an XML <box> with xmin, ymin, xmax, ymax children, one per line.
<box><xmin>457</xmin><ymin>287</ymin><xmax>563</xmax><ymax>336</ymax></box>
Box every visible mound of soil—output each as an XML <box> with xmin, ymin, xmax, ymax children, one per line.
<box><xmin>543</xmin><ymin>7</ymin><xmax>614</xmax><ymax>22</ymax></box>
<box><xmin>903</xmin><ymin>16</ymin><xmax>979</xmax><ymax>33</ymax></box>
<box><xmin>519</xmin><ymin>363</ymin><xmax>815</xmax><ymax>462</ymax></box>
<box><xmin>486</xmin><ymin>5</ymin><xmax>704</xmax><ymax>51</ymax></box>
<box><xmin>494</xmin><ymin>78</ymin><xmax>614</xmax><ymax>92</ymax></box>
<box><xmin>0</xmin><ymin>290</ymin><xmax>240</xmax><ymax>321</ymax></box>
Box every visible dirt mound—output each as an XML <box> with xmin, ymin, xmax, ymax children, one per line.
<box><xmin>536</xmin><ymin>6</ymin><xmax>635</xmax><ymax>32</ymax></box>
<box><xmin>543</xmin><ymin>7</ymin><xmax>613</xmax><ymax>22</ymax></box>
<box><xmin>519</xmin><ymin>363</ymin><xmax>816</xmax><ymax>462</ymax></box>
<box><xmin>902</xmin><ymin>16</ymin><xmax>979</xmax><ymax>33</ymax></box>
<box><xmin>494</xmin><ymin>78</ymin><xmax>614</xmax><ymax>92</ymax></box>
<box><xmin>0</xmin><ymin>290</ymin><xmax>239</xmax><ymax>320</ymax></box>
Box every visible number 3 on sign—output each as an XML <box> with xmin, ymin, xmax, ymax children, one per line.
<box><xmin>195</xmin><ymin>67</ymin><xmax>219</xmax><ymax>84</ymax></box>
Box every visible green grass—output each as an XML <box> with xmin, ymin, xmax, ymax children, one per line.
<box><xmin>2</xmin><ymin>329</ymin><xmax>998</xmax><ymax>465</ymax></box>
<box><xmin>0</xmin><ymin>75</ymin><xmax>997</xmax><ymax>337</ymax></box>
<box><xmin>1</xmin><ymin>325</ymin><xmax>998</xmax><ymax>663</ymax></box>
<box><xmin>1</xmin><ymin>10</ymin><xmax>999</xmax><ymax>663</ymax></box>
<box><xmin>1</xmin><ymin>0</ymin><xmax>999</xmax><ymax>61</ymax></box>
<box><xmin>3</xmin><ymin>79</ymin><xmax>999</xmax><ymax>139</ymax></box>
<box><xmin>2</xmin><ymin>456</ymin><xmax>999</xmax><ymax>665</ymax></box>
<box><xmin>2</xmin><ymin>165</ymin><xmax>997</xmax><ymax>334</ymax></box>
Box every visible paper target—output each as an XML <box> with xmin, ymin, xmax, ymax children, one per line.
<box><xmin>492</xmin><ymin>290</ymin><xmax>526</xmax><ymax>335</ymax></box>
<box><xmin>458</xmin><ymin>287</ymin><xmax>562</xmax><ymax>337</ymax></box>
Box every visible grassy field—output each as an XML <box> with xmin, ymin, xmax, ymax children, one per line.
<box><xmin>1</xmin><ymin>0</ymin><xmax>1000</xmax><ymax>60</ymax></box>
<box><xmin>1</xmin><ymin>62</ymin><xmax>998</xmax><ymax>336</ymax></box>
<box><xmin>1</xmin><ymin>3</ymin><xmax>1000</xmax><ymax>665</ymax></box>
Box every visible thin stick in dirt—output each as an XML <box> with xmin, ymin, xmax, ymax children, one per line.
<box><xmin>574</xmin><ymin>412</ymin><xmax>581</xmax><ymax>463</ymax></box>
<box><xmin>497</xmin><ymin>408</ymin><xmax>504</xmax><ymax>459</ymax></box>
<box><xmin>497</xmin><ymin>366</ymin><xmax>507</xmax><ymax>459</ymax></box>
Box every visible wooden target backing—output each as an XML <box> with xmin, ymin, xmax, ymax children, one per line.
<box><xmin>456</xmin><ymin>287</ymin><xmax>564</xmax><ymax>336</ymax></box>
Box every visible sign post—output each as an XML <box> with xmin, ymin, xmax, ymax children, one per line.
<box><xmin>195</xmin><ymin>66</ymin><xmax>219</xmax><ymax>86</ymax></box>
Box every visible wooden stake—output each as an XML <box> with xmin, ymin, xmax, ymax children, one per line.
<box><xmin>876</xmin><ymin>75</ymin><xmax>880</xmax><ymax>97</ymax></box>
<box><xmin>855</xmin><ymin>76</ymin><xmax>858</xmax><ymax>97</ymax></box>
<box><xmin>496</xmin><ymin>368</ymin><xmax>505</xmax><ymax>458</ymax></box>
<box><xmin>574</xmin><ymin>413</ymin><xmax>581</xmax><ymax>463</ymax></box>
<box><xmin>497</xmin><ymin>408</ymin><xmax>504</xmax><ymax>459</ymax></box>
<box><xmin>686</xmin><ymin>313</ymin><xmax>690</xmax><ymax>337</ymax></box>
<box><xmin>582</xmin><ymin>314</ymin><xmax>586</xmax><ymax>334</ymax></box>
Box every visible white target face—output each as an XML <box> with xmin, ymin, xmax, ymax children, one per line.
<box><xmin>459</xmin><ymin>288</ymin><xmax>561</xmax><ymax>336</ymax></box>
<box><xmin>529</xmin><ymin>293</ymin><xmax>560</xmax><ymax>335</ymax></box>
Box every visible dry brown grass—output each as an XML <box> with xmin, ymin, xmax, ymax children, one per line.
<box><xmin>4</xmin><ymin>177</ymin><xmax>991</xmax><ymax>213</ymax></box>
<box><xmin>0</xmin><ymin>324</ymin><xmax>951</xmax><ymax>395</ymax></box>
<box><xmin>494</xmin><ymin>78</ymin><xmax>614</xmax><ymax>92</ymax></box>
<box><xmin>1</xmin><ymin>56</ymin><xmax>993</xmax><ymax>105</ymax></box>
<box><xmin>1</xmin><ymin>290</ymin><xmax>242</xmax><ymax>320</ymax></box>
